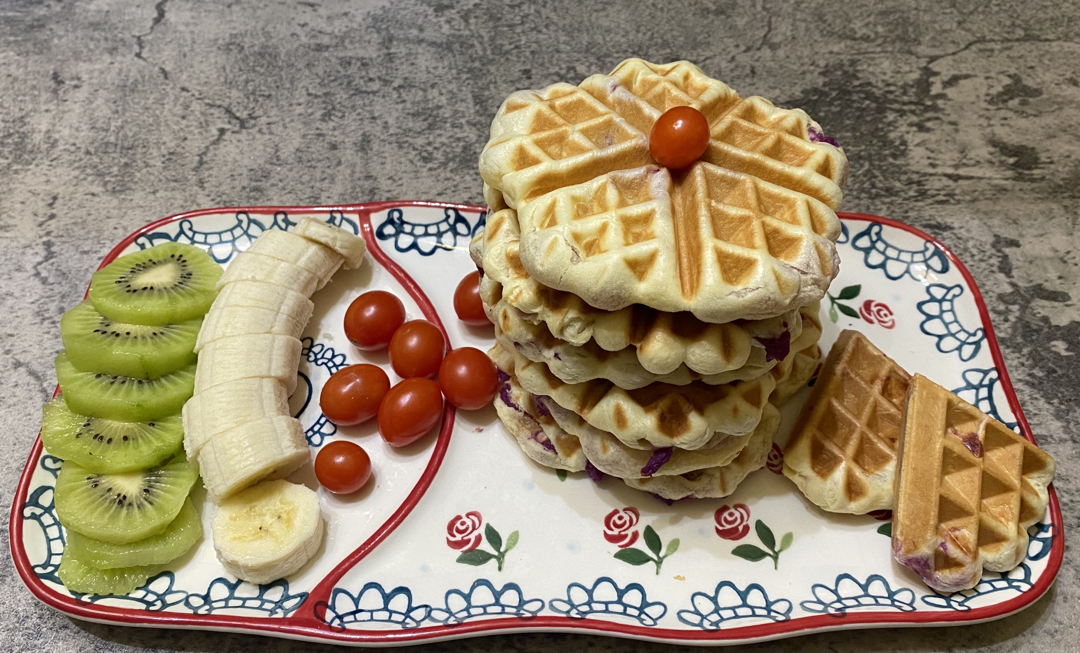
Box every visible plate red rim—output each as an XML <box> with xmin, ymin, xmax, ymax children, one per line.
<box><xmin>9</xmin><ymin>202</ymin><xmax>1064</xmax><ymax>646</ymax></box>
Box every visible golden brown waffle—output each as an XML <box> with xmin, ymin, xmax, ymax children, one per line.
<box><xmin>892</xmin><ymin>374</ymin><xmax>1055</xmax><ymax>593</ymax></box>
<box><xmin>782</xmin><ymin>330</ymin><xmax>911</xmax><ymax>514</ymax></box>
<box><xmin>479</xmin><ymin>59</ymin><xmax>847</xmax><ymax>322</ymax></box>
<box><xmin>480</xmin><ymin>209</ymin><xmax>800</xmax><ymax>375</ymax></box>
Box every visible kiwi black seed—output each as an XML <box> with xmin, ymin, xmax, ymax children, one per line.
<box><xmin>54</xmin><ymin>351</ymin><xmax>195</xmax><ymax>423</ymax></box>
<box><xmin>54</xmin><ymin>453</ymin><xmax>199</xmax><ymax>545</ymax></box>
<box><xmin>88</xmin><ymin>242</ymin><xmax>223</xmax><ymax>326</ymax></box>
<box><xmin>60</xmin><ymin>300</ymin><xmax>201</xmax><ymax>379</ymax></box>
<box><xmin>40</xmin><ymin>395</ymin><xmax>184</xmax><ymax>474</ymax></box>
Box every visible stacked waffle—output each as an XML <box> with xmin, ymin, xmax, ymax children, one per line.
<box><xmin>474</xmin><ymin>59</ymin><xmax>849</xmax><ymax>500</ymax></box>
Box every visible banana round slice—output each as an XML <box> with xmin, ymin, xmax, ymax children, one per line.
<box><xmin>212</xmin><ymin>479</ymin><xmax>324</xmax><ymax>585</ymax></box>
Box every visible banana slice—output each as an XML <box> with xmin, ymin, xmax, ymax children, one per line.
<box><xmin>217</xmin><ymin>252</ymin><xmax>321</xmax><ymax>296</ymax></box>
<box><xmin>294</xmin><ymin>218</ymin><xmax>366</xmax><ymax>270</ymax></box>
<box><xmin>194</xmin><ymin>335</ymin><xmax>302</xmax><ymax>395</ymax></box>
<box><xmin>212</xmin><ymin>479</ymin><xmax>324</xmax><ymax>585</ymax></box>
<box><xmin>247</xmin><ymin>230</ymin><xmax>343</xmax><ymax>289</ymax></box>
<box><xmin>197</xmin><ymin>415</ymin><xmax>310</xmax><ymax>503</ymax></box>
<box><xmin>210</xmin><ymin>280</ymin><xmax>314</xmax><ymax>315</ymax></box>
<box><xmin>195</xmin><ymin>304</ymin><xmax>312</xmax><ymax>352</ymax></box>
<box><xmin>182</xmin><ymin>378</ymin><xmax>290</xmax><ymax>459</ymax></box>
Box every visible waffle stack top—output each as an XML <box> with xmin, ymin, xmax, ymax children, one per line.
<box><xmin>477</xmin><ymin>58</ymin><xmax>848</xmax><ymax>499</ymax></box>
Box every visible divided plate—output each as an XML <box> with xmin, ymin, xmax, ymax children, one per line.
<box><xmin>10</xmin><ymin>202</ymin><xmax>1064</xmax><ymax>646</ymax></box>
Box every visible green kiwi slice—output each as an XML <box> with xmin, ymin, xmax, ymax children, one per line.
<box><xmin>57</xmin><ymin>552</ymin><xmax>157</xmax><ymax>595</ymax></box>
<box><xmin>55</xmin><ymin>453</ymin><xmax>199</xmax><ymax>545</ymax></box>
<box><xmin>89</xmin><ymin>242</ymin><xmax>222</xmax><ymax>326</ymax></box>
<box><xmin>65</xmin><ymin>499</ymin><xmax>202</xmax><ymax>569</ymax></box>
<box><xmin>61</xmin><ymin>300</ymin><xmax>201</xmax><ymax>379</ymax></box>
<box><xmin>55</xmin><ymin>351</ymin><xmax>195</xmax><ymax>423</ymax></box>
<box><xmin>40</xmin><ymin>396</ymin><xmax>184</xmax><ymax>473</ymax></box>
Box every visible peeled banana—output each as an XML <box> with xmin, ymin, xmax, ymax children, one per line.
<box><xmin>193</xmin><ymin>334</ymin><xmax>302</xmax><ymax>395</ymax></box>
<box><xmin>294</xmin><ymin>218</ymin><xmax>367</xmax><ymax>270</ymax></box>
<box><xmin>197</xmin><ymin>415</ymin><xmax>310</xmax><ymax>503</ymax></box>
<box><xmin>247</xmin><ymin>229</ymin><xmax>343</xmax><ymax>289</ymax></box>
<box><xmin>182</xmin><ymin>377</ymin><xmax>291</xmax><ymax>459</ymax></box>
<box><xmin>216</xmin><ymin>252</ymin><xmax>322</xmax><ymax>296</ymax></box>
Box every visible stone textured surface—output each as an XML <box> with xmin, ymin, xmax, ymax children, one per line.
<box><xmin>1</xmin><ymin>0</ymin><xmax>1077</xmax><ymax>651</ymax></box>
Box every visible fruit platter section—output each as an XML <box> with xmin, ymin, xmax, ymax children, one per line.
<box><xmin>11</xmin><ymin>202</ymin><xmax>1063</xmax><ymax>646</ymax></box>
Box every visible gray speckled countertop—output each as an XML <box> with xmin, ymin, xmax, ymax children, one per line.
<box><xmin>2</xmin><ymin>1</ymin><xmax>1077</xmax><ymax>651</ymax></box>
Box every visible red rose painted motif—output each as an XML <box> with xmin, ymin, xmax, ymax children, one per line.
<box><xmin>766</xmin><ymin>443</ymin><xmax>784</xmax><ymax>475</ymax></box>
<box><xmin>859</xmin><ymin>299</ymin><xmax>895</xmax><ymax>329</ymax></box>
<box><xmin>446</xmin><ymin>511</ymin><xmax>483</xmax><ymax>551</ymax></box>
<box><xmin>714</xmin><ymin>504</ymin><xmax>751</xmax><ymax>540</ymax></box>
<box><xmin>603</xmin><ymin>507</ymin><xmax>640</xmax><ymax>548</ymax></box>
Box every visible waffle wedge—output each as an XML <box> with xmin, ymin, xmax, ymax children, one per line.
<box><xmin>479</xmin><ymin>59</ymin><xmax>847</xmax><ymax>322</ymax></box>
<box><xmin>892</xmin><ymin>374</ymin><xmax>1055</xmax><ymax>593</ymax></box>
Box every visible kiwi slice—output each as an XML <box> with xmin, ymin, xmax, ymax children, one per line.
<box><xmin>55</xmin><ymin>453</ymin><xmax>199</xmax><ymax>545</ymax></box>
<box><xmin>55</xmin><ymin>351</ymin><xmax>195</xmax><ymax>423</ymax></box>
<box><xmin>57</xmin><ymin>552</ymin><xmax>157</xmax><ymax>595</ymax></box>
<box><xmin>40</xmin><ymin>395</ymin><xmax>184</xmax><ymax>474</ymax></box>
<box><xmin>61</xmin><ymin>300</ymin><xmax>201</xmax><ymax>379</ymax></box>
<box><xmin>65</xmin><ymin>499</ymin><xmax>202</xmax><ymax>569</ymax></box>
<box><xmin>89</xmin><ymin>242</ymin><xmax>222</xmax><ymax>326</ymax></box>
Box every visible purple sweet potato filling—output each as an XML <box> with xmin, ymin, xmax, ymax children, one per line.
<box><xmin>497</xmin><ymin>370</ymin><xmax>523</xmax><ymax>413</ymax></box>
<box><xmin>949</xmin><ymin>427</ymin><xmax>983</xmax><ymax>458</ymax></box>
<box><xmin>807</xmin><ymin>125</ymin><xmax>842</xmax><ymax>149</ymax></box>
<box><xmin>756</xmin><ymin>329</ymin><xmax>791</xmax><ymax>363</ymax></box>
<box><xmin>530</xmin><ymin>430</ymin><xmax>556</xmax><ymax>452</ymax></box>
<box><xmin>640</xmin><ymin>447</ymin><xmax>673</xmax><ymax>477</ymax></box>
<box><xmin>533</xmin><ymin>395</ymin><xmax>552</xmax><ymax>419</ymax></box>
<box><xmin>585</xmin><ymin>460</ymin><xmax>605</xmax><ymax>482</ymax></box>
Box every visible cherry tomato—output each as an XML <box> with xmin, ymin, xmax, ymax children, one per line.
<box><xmin>438</xmin><ymin>347</ymin><xmax>498</xmax><ymax>410</ymax></box>
<box><xmin>649</xmin><ymin>106</ymin><xmax>710</xmax><ymax>170</ymax></box>
<box><xmin>344</xmin><ymin>290</ymin><xmax>406</xmax><ymax>351</ymax></box>
<box><xmin>314</xmin><ymin>441</ymin><xmax>372</xmax><ymax>494</ymax></box>
<box><xmin>453</xmin><ymin>271</ymin><xmax>490</xmax><ymax>326</ymax></box>
<box><xmin>320</xmin><ymin>364</ymin><xmax>391</xmax><ymax>426</ymax></box>
<box><xmin>388</xmin><ymin>319</ymin><xmax>446</xmax><ymax>379</ymax></box>
<box><xmin>378</xmin><ymin>378</ymin><xmax>444</xmax><ymax>447</ymax></box>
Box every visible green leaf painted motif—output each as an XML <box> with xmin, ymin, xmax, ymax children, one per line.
<box><xmin>731</xmin><ymin>545</ymin><xmax>770</xmax><ymax>562</ymax></box>
<box><xmin>755</xmin><ymin>520</ymin><xmax>775</xmax><ymax>551</ymax></box>
<box><xmin>779</xmin><ymin>532</ymin><xmax>793</xmax><ymax>553</ymax></box>
<box><xmin>485</xmin><ymin>524</ymin><xmax>502</xmax><ymax>552</ymax></box>
<box><xmin>643</xmin><ymin>525</ymin><xmax>662</xmax><ymax>556</ymax></box>
<box><xmin>877</xmin><ymin>522</ymin><xmax>892</xmax><ymax>537</ymax></box>
<box><xmin>556</xmin><ymin>469</ymin><xmax>568</xmax><ymax>482</ymax></box>
<box><xmin>505</xmin><ymin>530</ymin><xmax>520</xmax><ymax>552</ymax></box>
<box><xmin>838</xmin><ymin>303</ymin><xmax>860</xmax><ymax>318</ymax></box>
<box><xmin>457</xmin><ymin>549</ymin><xmax>496</xmax><ymax>566</ymax></box>
<box><xmin>614</xmin><ymin>548</ymin><xmax>654</xmax><ymax>566</ymax></box>
<box><xmin>828</xmin><ymin>302</ymin><xmax>839</xmax><ymax>323</ymax></box>
<box><xmin>837</xmin><ymin>284</ymin><xmax>862</xmax><ymax>300</ymax></box>
<box><xmin>664</xmin><ymin>538</ymin><xmax>680</xmax><ymax>557</ymax></box>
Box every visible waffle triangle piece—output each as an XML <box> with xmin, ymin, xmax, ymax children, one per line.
<box><xmin>782</xmin><ymin>330</ymin><xmax>911</xmax><ymax>514</ymax></box>
<box><xmin>892</xmin><ymin>374</ymin><xmax>1055</xmax><ymax>593</ymax></box>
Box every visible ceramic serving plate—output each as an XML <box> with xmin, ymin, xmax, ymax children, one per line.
<box><xmin>10</xmin><ymin>202</ymin><xmax>1064</xmax><ymax>646</ymax></box>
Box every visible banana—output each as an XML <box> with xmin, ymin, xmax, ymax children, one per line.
<box><xmin>211</xmin><ymin>479</ymin><xmax>324</xmax><ymax>585</ymax></box>
<box><xmin>246</xmin><ymin>229</ymin><xmax>343</xmax><ymax>289</ymax></box>
<box><xmin>197</xmin><ymin>415</ymin><xmax>310</xmax><ymax>504</ymax></box>
<box><xmin>210</xmin><ymin>280</ymin><xmax>315</xmax><ymax>316</ymax></box>
<box><xmin>194</xmin><ymin>334</ymin><xmax>303</xmax><ymax>395</ymax></box>
<box><xmin>293</xmin><ymin>218</ymin><xmax>367</xmax><ymax>270</ymax></box>
<box><xmin>195</xmin><ymin>304</ymin><xmax>311</xmax><ymax>352</ymax></box>
<box><xmin>216</xmin><ymin>252</ymin><xmax>321</xmax><ymax>296</ymax></box>
<box><xmin>182</xmin><ymin>377</ymin><xmax>290</xmax><ymax>459</ymax></box>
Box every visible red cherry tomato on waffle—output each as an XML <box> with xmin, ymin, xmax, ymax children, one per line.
<box><xmin>320</xmin><ymin>364</ymin><xmax>391</xmax><ymax>426</ymax></box>
<box><xmin>315</xmin><ymin>441</ymin><xmax>372</xmax><ymax>494</ymax></box>
<box><xmin>378</xmin><ymin>378</ymin><xmax>444</xmax><ymax>447</ymax></box>
<box><xmin>649</xmin><ymin>106</ymin><xmax>710</xmax><ymax>170</ymax></box>
<box><xmin>344</xmin><ymin>290</ymin><xmax>406</xmax><ymax>351</ymax></box>
<box><xmin>388</xmin><ymin>319</ymin><xmax>446</xmax><ymax>379</ymax></box>
<box><xmin>439</xmin><ymin>347</ymin><xmax>498</xmax><ymax>410</ymax></box>
<box><xmin>453</xmin><ymin>271</ymin><xmax>490</xmax><ymax>326</ymax></box>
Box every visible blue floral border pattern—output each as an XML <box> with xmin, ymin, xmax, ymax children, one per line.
<box><xmin>800</xmin><ymin>574</ymin><xmax>916</xmax><ymax>615</ymax></box>
<box><xmin>183</xmin><ymin>578</ymin><xmax>308</xmax><ymax>617</ymax></box>
<box><xmin>549</xmin><ymin>577</ymin><xmax>667</xmax><ymax>627</ymax></box>
<box><xmin>917</xmin><ymin>284</ymin><xmax>985</xmax><ymax>362</ymax></box>
<box><xmin>677</xmin><ymin>581</ymin><xmax>792</xmax><ymax>630</ymax></box>
<box><xmin>375</xmin><ymin>207</ymin><xmax>476</xmax><ymax>256</ymax></box>
<box><xmin>317</xmin><ymin>583</ymin><xmax>432</xmax><ymax>631</ymax></box>
<box><xmin>427</xmin><ymin>580</ymin><xmax>545</xmax><ymax>624</ymax></box>
<box><xmin>135</xmin><ymin>212</ymin><xmax>296</xmax><ymax>261</ymax></box>
<box><xmin>74</xmin><ymin>572</ymin><xmax>189</xmax><ymax>611</ymax></box>
<box><xmin>836</xmin><ymin>222</ymin><xmax>851</xmax><ymax>245</ymax></box>
<box><xmin>23</xmin><ymin>455</ymin><xmax>66</xmax><ymax>584</ymax></box>
<box><xmin>295</xmin><ymin>337</ymin><xmax>348</xmax><ymax>447</ymax></box>
<box><xmin>850</xmin><ymin>223</ymin><xmax>950</xmax><ymax>281</ymax></box>
<box><xmin>952</xmin><ymin>368</ymin><xmax>1018</xmax><ymax>430</ymax></box>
